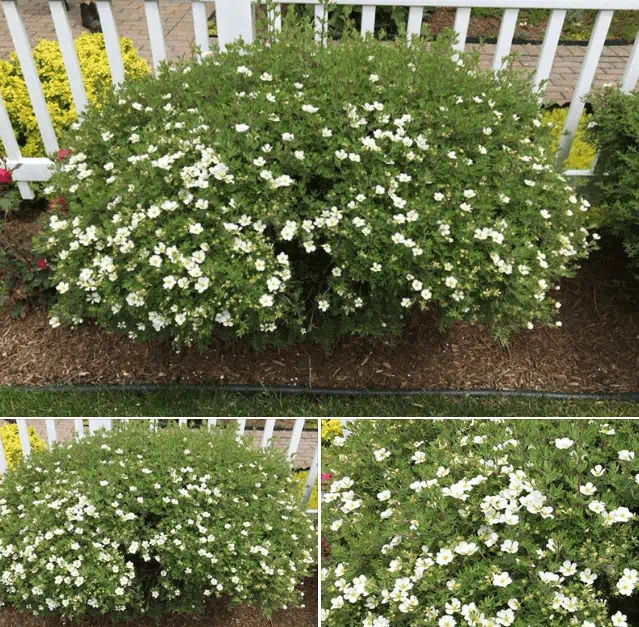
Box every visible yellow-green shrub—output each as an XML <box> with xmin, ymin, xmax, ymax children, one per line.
<box><xmin>543</xmin><ymin>106</ymin><xmax>596</xmax><ymax>170</ymax></box>
<box><xmin>321</xmin><ymin>419</ymin><xmax>343</xmax><ymax>444</ymax></box>
<box><xmin>0</xmin><ymin>423</ymin><xmax>46</xmax><ymax>469</ymax></box>
<box><xmin>294</xmin><ymin>470</ymin><xmax>318</xmax><ymax>509</ymax></box>
<box><xmin>0</xmin><ymin>33</ymin><xmax>149</xmax><ymax>157</ymax></box>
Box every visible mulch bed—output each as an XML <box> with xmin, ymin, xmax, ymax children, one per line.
<box><xmin>0</xmin><ymin>577</ymin><xmax>317</xmax><ymax>627</ymax></box>
<box><xmin>1</xmin><ymin>231</ymin><xmax>638</xmax><ymax>393</ymax></box>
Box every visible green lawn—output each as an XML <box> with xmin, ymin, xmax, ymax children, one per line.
<box><xmin>0</xmin><ymin>388</ymin><xmax>636</xmax><ymax>417</ymax></box>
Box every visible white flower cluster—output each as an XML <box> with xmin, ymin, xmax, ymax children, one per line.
<box><xmin>322</xmin><ymin>420</ymin><xmax>638</xmax><ymax>627</ymax></box>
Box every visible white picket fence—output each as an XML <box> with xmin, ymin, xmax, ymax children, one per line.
<box><xmin>0</xmin><ymin>418</ymin><xmax>319</xmax><ymax>513</ymax></box>
<box><xmin>2</xmin><ymin>0</ymin><xmax>639</xmax><ymax>199</ymax></box>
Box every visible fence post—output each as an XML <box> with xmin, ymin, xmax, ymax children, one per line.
<box><xmin>215</xmin><ymin>0</ymin><xmax>254</xmax><ymax>51</ymax></box>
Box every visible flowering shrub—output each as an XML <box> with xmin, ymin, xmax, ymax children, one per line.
<box><xmin>322</xmin><ymin>419</ymin><xmax>639</xmax><ymax>627</ymax></box>
<box><xmin>36</xmin><ymin>16</ymin><xmax>598</xmax><ymax>346</ymax></box>
<box><xmin>0</xmin><ymin>33</ymin><xmax>148</xmax><ymax>157</ymax></box>
<box><xmin>0</xmin><ymin>423</ymin><xmax>46</xmax><ymax>470</ymax></box>
<box><xmin>0</xmin><ymin>421</ymin><xmax>315</xmax><ymax>620</ymax></box>
<box><xmin>586</xmin><ymin>86</ymin><xmax>639</xmax><ymax>278</ymax></box>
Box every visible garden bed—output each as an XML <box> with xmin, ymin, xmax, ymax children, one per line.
<box><xmin>1</xmin><ymin>233</ymin><xmax>638</xmax><ymax>393</ymax></box>
<box><xmin>0</xmin><ymin>577</ymin><xmax>317</xmax><ymax>627</ymax></box>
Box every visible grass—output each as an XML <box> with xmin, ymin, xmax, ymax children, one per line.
<box><xmin>0</xmin><ymin>388</ymin><xmax>636</xmax><ymax>417</ymax></box>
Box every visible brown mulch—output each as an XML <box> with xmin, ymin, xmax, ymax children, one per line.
<box><xmin>1</xmin><ymin>233</ymin><xmax>639</xmax><ymax>392</ymax></box>
<box><xmin>0</xmin><ymin>577</ymin><xmax>317</xmax><ymax>627</ymax></box>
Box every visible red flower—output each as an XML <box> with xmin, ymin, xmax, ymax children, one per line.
<box><xmin>321</xmin><ymin>537</ymin><xmax>331</xmax><ymax>556</ymax></box>
<box><xmin>0</xmin><ymin>168</ymin><xmax>12</xmax><ymax>184</ymax></box>
<box><xmin>57</xmin><ymin>149</ymin><xmax>71</xmax><ymax>161</ymax></box>
<box><xmin>321</xmin><ymin>473</ymin><xmax>333</xmax><ymax>487</ymax></box>
<box><xmin>36</xmin><ymin>259</ymin><xmax>48</xmax><ymax>269</ymax></box>
<box><xmin>48</xmin><ymin>196</ymin><xmax>68</xmax><ymax>211</ymax></box>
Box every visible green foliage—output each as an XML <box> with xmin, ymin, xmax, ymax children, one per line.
<box><xmin>0</xmin><ymin>420</ymin><xmax>315</xmax><ymax>621</ymax></box>
<box><xmin>586</xmin><ymin>86</ymin><xmax>639</xmax><ymax>278</ymax></box>
<box><xmin>322</xmin><ymin>419</ymin><xmax>639</xmax><ymax>627</ymax></box>
<box><xmin>36</xmin><ymin>13</ymin><xmax>598</xmax><ymax>348</ymax></box>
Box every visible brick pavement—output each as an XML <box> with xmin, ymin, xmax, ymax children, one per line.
<box><xmin>0</xmin><ymin>1</ymin><xmax>634</xmax><ymax>104</ymax></box>
<box><xmin>1</xmin><ymin>418</ymin><xmax>318</xmax><ymax>468</ymax></box>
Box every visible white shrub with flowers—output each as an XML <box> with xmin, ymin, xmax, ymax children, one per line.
<box><xmin>36</xmin><ymin>5</ymin><xmax>598</xmax><ymax>347</ymax></box>
<box><xmin>322</xmin><ymin>419</ymin><xmax>638</xmax><ymax>627</ymax></box>
<box><xmin>0</xmin><ymin>421</ymin><xmax>315</xmax><ymax>620</ymax></box>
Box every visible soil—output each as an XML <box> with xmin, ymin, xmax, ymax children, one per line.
<box><xmin>1</xmin><ymin>228</ymin><xmax>639</xmax><ymax>392</ymax></box>
<box><xmin>0</xmin><ymin>577</ymin><xmax>317</xmax><ymax>627</ymax></box>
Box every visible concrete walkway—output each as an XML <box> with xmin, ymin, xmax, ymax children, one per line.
<box><xmin>1</xmin><ymin>419</ymin><xmax>317</xmax><ymax>469</ymax></box>
<box><xmin>0</xmin><ymin>0</ymin><xmax>634</xmax><ymax>104</ymax></box>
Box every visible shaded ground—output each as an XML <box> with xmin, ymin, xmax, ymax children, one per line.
<box><xmin>1</xmin><ymin>234</ymin><xmax>638</xmax><ymax>393</ymax></box>
<box><xmin>0</xmin><ymin>577</ymin><xmax>317</xmax><ymax>627</ymax></box>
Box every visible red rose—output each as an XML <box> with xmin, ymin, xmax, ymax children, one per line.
<box><xmin>49</xmin><ymin>196</ymin><xmax>68</xmax><ymax>211</ymax></box>
<box><xmin>0</xmin><ymin>168</ymin><xmax>12</xmax><ymax>184</ymax></box>
<box><xmin>36</xmin><ymin>259</ymin><xmax>48</xmax><ymax>269</ymax></box>
<box><xmin>321</xmin><ymin>473</ymin><xmax>333</xmax><ymax>487</ymax></box>
<box><xmin>57</xmin><ymin>149</ymin><xmax>71</xmax><ymax>161</ymax></box>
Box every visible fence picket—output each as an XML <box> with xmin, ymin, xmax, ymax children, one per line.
<box><xmin>16</xmin><ymin>420</ymin><xmax>31</xmax><ymax>459</ymax></box>
<box><xmin>557</xmin><ymin>9</ymin><xmax>613</xmax><ymax>166</ymax></box>
<box><xmin>95</xmin><ymin>0</ymin><xmax>126</xmax><ymax>86</ymax></box>
<box><xmin>143</xmin><ymin>0</ymin><xmax>168</xmax><ymax>72</ymax></box>
<box><xmin>361</xmin><ymin>5</ymin><xmax>376</xmax><ymax>36</ymax></box>
<box><xmin>534</xmin><ymin>9</ymin><xmax>566</xmax><ymax>95</ymax></box>
<box><xmin>2</xmin><ymin>0</ymin><xmax>59</xmax><ymax>155</ymax></box>
<box><xmin>261</xmin><ymin>419</ymin><xmax>276</xmax><ymax>448</ymax></box>
<box><xmin>216</xmin><ymin>0</ymin><xmax>255</xmax><ymax>50</ymax></box>
<box><xmin>268</xmin><ymin>3</ymin><xmax>282</xmax><ymax>32</ymax></box>
<box><xmin>0</xmin><ymin>93</ymin><xmax>34</xmax><ymax>199</ymax></box>
<box><xmin>207</xmin><ymin>419</ymin><xmax>217</xmax><ymax>428</ymax></box>
<box><xmin>492</xmin><ymin>8</ymin><xmax>519</xmax><ymax>71</ymax></box>
<box><xmin>74</xmin><ymin>418</ymin><xmax>85</xmax><ymax>439</ymax></box>
<box><xmin>49</xmin><ymin>0</ymin><xmax>89</xmax><ymax>115</ymax></box>
<box><xmin>0</xmin><ymin>435</ymin><xmax>7</xmax><ymax>475</ymax></box>
<box><xmin>178</xmin><ymin>418</ymin><xmax>188</xmax><ymax>426</ymax></box>
<box><xmin>621</xmin><ymin>28</ymin><xmax>639</xmax><ymax>92</ymax></box>
<box><xmin>236</xmin><ymin>419</ymin><xmax>247</xmax><ymax>436</ymax></box>
<box><xmin>301</xmin><ymin>444</ymin><xmax>318</xmax><ymax>508</ymax></box>
<box><xmin>452</xmin><ymin>7</ymin><xmax>471</xmax><ymax>53</ymax></box>
<box><xmin>314</xmin><ymin>4</ymin><xmax>326</xmax><ymax>44</ymax></box>
<box><xmin>45</xmin><ymin>419</ymin><xmax>57</xmax><ymax>446</ymax></box>
<box><xmin>89</xmin><ymin>419</ymin><xmax>113</xmax><ymax>434</ymax></box>
<box><xmin>287</xmin><ymin>419</ymin><xmax>305</xmax><ymax>462</ymax></box>
<box><xmin>191</xmin><ymin>0</ymin><xmax>210</xmax><ymax>56</ymax></box>
<box><xmin>407</xmin><ymin>7</ymin><xmax>423</xmax><ymax>38</ymax></box>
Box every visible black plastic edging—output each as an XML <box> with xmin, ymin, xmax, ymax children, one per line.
<box><xmin>6</xmin><ymin>383</ymin><xmax>639</xmax><ymax>402</ymax></box>
<box><xmin>463</xmin><ymin>36</ymin><xmax>633</xmax><ymax>47</ymax></box>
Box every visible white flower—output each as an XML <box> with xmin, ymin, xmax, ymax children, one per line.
<box><xmin>436</xmin><ymin>548</ymin><xmax>454</xmax><ymax>565</ymax></box>
<box><xmin>439</xmin><ymin>617</ymin><xmax>456</xmax><ymax>627</ymax></box>
<box><xmin>235</xmin><ymin>124</ymin><xmax>250</xmax><ymax>133</ymax></box>
<box><xmin>56</xmin><ymin>281</ymin><xmax>70</xmax><ymax>294</ymax></box>
<box><xmin>195</xmin><ymin>277</ymin><xmax>210</xmax><ymax>293</ymax></box>
<box><xmin>590</xmin><ymin>465</ymin><xmax>605</xmax><ymax>477</ymax></box>
<box><xmin>302</xmin><ymin>104</ymin><xmax>319</xmax><ymax>113</ymax></box>
<box><xmin>500</xmin><ymin>539</ymin><xmax>519</xmax><ymax>554</ymax></box>
<box><xmin>445</xmin><ymin>276</ymin><xmax>458</xmax><ymax>289</ymax></box>
<box><xmin>294</xmin><ymin>150</ymin><xmax>305</xmax><ymax>161</ymax></box>
<box><xmin>374</xmin><ymin>448</ymin><xmax>391</xmax><ymax>461</ymax></box>
<box><xmin>612</xmin><ymin>612</ymin><xmax>628</xmax><ymax>627</ymax></box>
<box><xmin>580</xmin><ymin>482</ymin><xmax>597</xmax><ymax>496</ymax></box>
<box><xmin>377</xmin><ymin>490</ymin><xmax>391</xmax><ymax>502</ymax></box>
<box><xmin>492</xmin><ymin>571</ymin><xmax>512</xmax><ymax>587</ymax></box>
<box><xmin>579</xmin><ymin>569</ymin><xmax>597</xmax><ymax>585</ymax></box>
<box><xmin>318</xmin><ymin>300</ymin><xmax>330</xmax><ymax>312</ymax></box>
<box><xmin>259</xmin><ymin>294</ymin><xmax>274</xmax><ymax>308</ymax></box>
<box><xmin>163</xmin><ymin>275</ymin><xmax>176</xmax><ymax>290</ymax></box>
<box><xmin>149</xmin><ymin>255</ymin><xmax>162</xmax><ymax>268</ymax></box>
<box><xmin>588</xmin><ymin>501</ymin><xmax>606</xmax><ymax>514</ymax></box>
<box><xmin>189</xmin><ymin>223</ymin><xmax>204</xmax><ymax>235</ymax></box>
<box><xmin>260</xmin><ymin>72</ymin><xmax>273</xmax><ymax>81</ymax></box>
<box><xmin>434</xmin><ymin>192</ymin><xmax>445</xmax><ymax>201</ymax></box>
<box><xmin>369</xmin><ymin>74</ymin><xmax>379</xmax><ymax>83</ymax></box>
<box><xmin>619</xmin><ymin>450</ymin><xmax>635</xmax><ymax>461</ymax></box>
<box><xmin>555</xmin><ymin>438</ymin><xmax>574</xmax><ymax>449</ymax></box>
<box><xmin>321</xmin><ymin>128</ymin><xmax>333</xmax><ymax>137</ymax></box>
<box><xmin>281</xmin><ymin>133</ymin><xmax>295</xmax><ymax>141</ymax></box>
<box><xmin>412</xmin><ymin>451</ymin><xmax>426</xmax><ymax>464</ymax></box>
